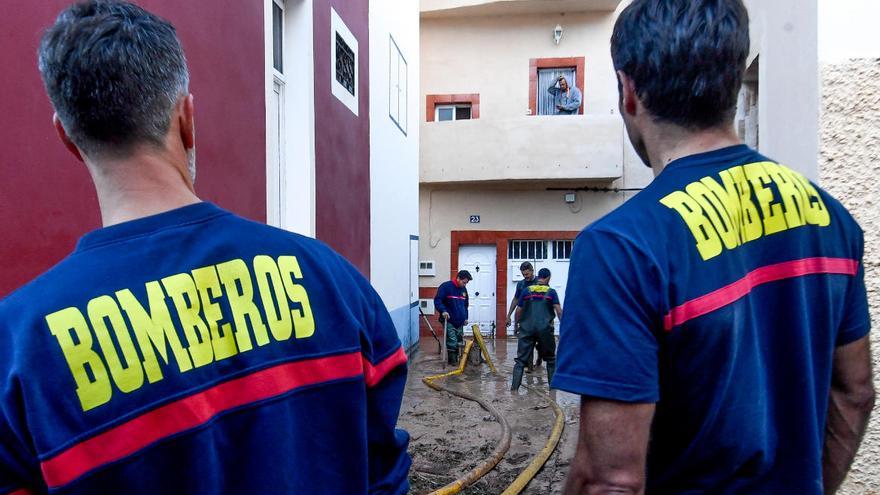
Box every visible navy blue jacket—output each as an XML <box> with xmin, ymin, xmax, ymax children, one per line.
<box><xmin>434</xmin><ymin>280</ymin><xmax>468</xmax><ymax>328</ymax></box>
<box><xmin>0</xmin><ymin>203</ymin><xmax>410</xmax><ymax>495</ymax></box>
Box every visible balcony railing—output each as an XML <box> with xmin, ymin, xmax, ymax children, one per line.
<box><xmin>420</xmin><ymin>114</ymin><xmax>624</xmax><ymax>184</ymax></box>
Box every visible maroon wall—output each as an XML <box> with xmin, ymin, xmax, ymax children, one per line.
<box><xmin>0</xmin><ymin>0</ymin><xmax>266</xmax><ymax>297</ymax></box>
<box><xmin>313</xmin><ymin>0</ymin><xmax>371</xmax><ymax>277</ymax></box>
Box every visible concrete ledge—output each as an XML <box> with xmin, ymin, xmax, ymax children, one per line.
<box><xmin>420</xmin><ymin>115</ymin><xmax>624</xmax><ymax>183</ymax></box>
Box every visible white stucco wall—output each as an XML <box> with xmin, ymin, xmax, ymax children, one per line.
<box><xmin>370</xmin><ymin>0</ymin><xmax>421</xmax><ymax>349</ymax></box>
<box><xmin>743</xmin><ymin>0</ymin><xmax>820</xmax><ymax>180</ymax></box>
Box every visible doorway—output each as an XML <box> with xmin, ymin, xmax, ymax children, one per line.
<box><xmin>457</xmin><ymin>244</ymin><xmax>496</xmax><ymax>336</ymax></box>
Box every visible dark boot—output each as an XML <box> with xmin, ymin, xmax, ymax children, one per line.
<box><xmin>545</xmin><ymin>360</ymin><xmax>556</xmax><ymax>386</ymax></box>
<box><xmin>448</xmin><ymin>351</ymin><xmax>458</xmax><ymax>365</ymax></box>
<box><xmin>511</xmin><ymin>365</ymin><xmax>524</xmax><ymax>391</ymax></box>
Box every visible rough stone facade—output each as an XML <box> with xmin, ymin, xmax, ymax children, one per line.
<box><xmin>820</xmin><ymin>58</ymin><xmax>880</xmax><ymax>494</ymax></box>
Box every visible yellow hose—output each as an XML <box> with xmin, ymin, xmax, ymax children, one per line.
<box><xmin>422</xmin><ymin>340</ymin><xmax>512</xmax><ymax>495</ymax></box>
<box><xmin>500</xmin><ymin>384</ymin><xmax>565</xmax><ymax>495</ymax></box>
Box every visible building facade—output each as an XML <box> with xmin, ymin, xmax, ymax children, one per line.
<box><xmin>417</xmin><ymin>0</ymin><xmax>821</xmax><ymax>340</ymax></box>
<box><xmin>0</xmin><ymin>0</ymin><xmax>420</xmax><ymax>352</ymax></box>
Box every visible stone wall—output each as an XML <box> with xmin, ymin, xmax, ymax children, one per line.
<box><xmin>820</xmin><ymin>58</ymin><xmax>880</xmax><ymax>494</ymax></box>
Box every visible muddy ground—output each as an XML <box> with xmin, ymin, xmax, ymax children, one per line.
<box><xmin>399</xmin><ymin>338</ymin><xmax>582</xmax><ymax>494</ymax></box>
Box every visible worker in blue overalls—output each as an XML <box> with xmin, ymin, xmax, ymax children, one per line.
<box><xmin>434</xmin><ymin>270</ymin><xmax>472</xmax><ymax>364</ymax></box>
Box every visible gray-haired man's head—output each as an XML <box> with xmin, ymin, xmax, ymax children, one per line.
<box><xmin>38</xmin><ymin>0</ymin><xmax>190</xmax><ymax>160</ymax></box>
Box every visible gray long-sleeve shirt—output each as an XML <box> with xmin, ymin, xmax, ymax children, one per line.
<box><xmin>548</xmin><ymin>83</ymin><xmax>582</xmax><ymax>115</ymax></box>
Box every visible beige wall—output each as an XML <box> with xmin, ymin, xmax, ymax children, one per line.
<box><xmin>820</xmin><ymin>58</ymin><xmax>880</xmax><ymax>495</ymax></box>
<box><xmin>420</xmin><ymin>12</ymin><xmax>620</xmax><ymax>122</ymax></box>
<box><xmin>418</xmin><ymin>186</ymin><xmax>635</xmax><ymax>287</ymax></box>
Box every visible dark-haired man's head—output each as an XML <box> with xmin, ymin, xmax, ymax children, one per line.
<box><xmin>519</xmin><ymin>261</ymin><xmax>534</xmax><ymax>281</ymax></box>
<box><xmin>611</xmin><ymin>0</ymin><xmax>749</xmax><ymax>167</ymax></box>
<box><xmin>39</xmin><ymin>0</ymin><xmax>195</xmax><ymax>181</ymax></box>
<box><xmin>456</xmin><ymin>270</ymin><xmax>473</xmax><ymax>286</ymax></box>
<box><xmin>537</xmin><ymin>267</ymin><xmax>551</xmax><ymax>284</ymax></box>
<box><xmin>559</xmin><ymin>76</ymin><xmax>569</xmax><ymax>91</ymax></box>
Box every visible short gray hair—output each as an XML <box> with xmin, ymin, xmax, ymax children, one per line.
<box><xmin>38</xmin><ymin>0</ymin><xmax>189</xmax><ymax>157</ymax></box>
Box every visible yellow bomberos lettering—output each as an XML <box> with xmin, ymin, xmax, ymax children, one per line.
<box><xmin>218</xmin><ymin>259</ymin><xmax>270</xmax><ymax>352</ymax></box>
<box><xmin>162</xmin><ymin>273</ymin><xmax>215</xmax><ymax>368</ymax></box>
<box><xmin>254</xmin><ymin>255</ymin><xmax>293</xmax><ymax>341</ymax></box>
<box><xmin>660</xmin><ymin>161</ymin><xmax>832</xmax><ymax>261</ymax></box>
<box><xmin>192</xmin><ymin>266</ymin><xmax>238</xmax><ymax>362</ymax></box>
<box><xmin>792</xmin><ymin>172</ymin><xmax>831</xmax><ymax>226</ymax></box>
<box><xmin>45</xmin><ymin>255</ymin><xmax>317</xmax><ymax>412</ymax></box>
<box><xmin>765</xmin><ymin>163</ymin><xmax>806</xmax><ymax>228</ymax></box>
<box><xmin>744</xmin><ymin>162</ymin><xmax>787</xmax><ymax>235</ymax></box>
<box><xmin>727</xmin><ymin>166</ymin><xmax>763</xmax><ymax>243</ymax></box>
<box><xmin>685</xmin><ymin>182</ymin><xmax>739</xmax><ymax>250</ymax></box>
<box><xmin>278</xmin><ymin>256</ymin><xmax>316</xmax><ymax>339</ymax></box>
<box><xmin>117</xmin><ymin>283</ymin><xmax>194</xmax><ymax>380</ymax></box>
<box><xmin>87</xmin><ymin>295</ymin><xmax>144</xmax><ymax>394</ymax></box>
<box><xmin>46</xmin><ymin>307</ymin><xmax>112</xmax><ymax>411</ymax></box>
<box><xmin>660</xmin><ymin>191</ymin><xmax>723</xmax><ymax>260</ymax></box>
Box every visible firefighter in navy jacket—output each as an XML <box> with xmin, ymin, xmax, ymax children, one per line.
<box><xmin>434</xmin><ymin>270</ymin><xmax>472</xmax><ymax>364</ymax></box>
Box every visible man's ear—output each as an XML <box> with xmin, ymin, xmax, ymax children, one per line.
<box><xmin>53</xmin><ymin>114</ymin><xmax>84</xmax><ymax>162</ymax></box>
<box><xmin>617</xmin><ymin>70</ymin><xmax>639</xmax><ymax>117</ymax></box>
<box><xmin>179</xmin><ymin>94</ymin><xmax>195</xmax><ymax>150</ymax></box>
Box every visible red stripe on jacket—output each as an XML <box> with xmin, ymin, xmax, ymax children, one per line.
<box><xmin>663</xmin><ymin>257</ymin><xmax>859</xmax><ymax>331</ymax></box>
<box><xmin>362</xmin><ymin>346</ymin><xmax>408</xmax><ymax>387</ymax></box>
<box><xmin>40</xmin><ymin>352</ymin><xmax>365</xmax><ymax>488</ymax></box>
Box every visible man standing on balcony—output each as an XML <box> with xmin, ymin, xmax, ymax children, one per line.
<box><xmin>555</xmin><ymin>0</ymin><xmax>874</xmax><ymax>493</ymax></box>
<box><xmin>549</xmin><ymin>75</ymin><xmax>582</xmax><ymax>115</ymax></box>
<box><xmin>434</xmin><ymin>270</ymin><xmax>472</xmax><ymax>365</ymax></box>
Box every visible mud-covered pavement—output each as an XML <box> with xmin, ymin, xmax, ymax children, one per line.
<box><xmin>399</xmin><ymin>338</ymin><xmax>582</xmax><ymax>494</ymax></box>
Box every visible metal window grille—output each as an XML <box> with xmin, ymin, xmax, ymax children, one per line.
<box><xmin>335</xmin><ymin>33</ymin><xmax>356</xmax><ymax>96</ymax></box>
<box><xmin>537</xmin><ymin>67</ymin><xmax>576</xmax><ymax>116</ymax></box>
<box><xmin>508</xmin><ymin>240</ymin><xmax>548</xmax><ymax>260</ymax></box>
<box><xmin>552</xmin><ymin>240</ymin><xmax>573</xmax><ymax>260</ymax></box>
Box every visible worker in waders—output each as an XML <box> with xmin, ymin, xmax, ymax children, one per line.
<box><xmin>511</xmin><ymin>268</ymin><xmax>563</xmax><ymax>391</ymax></box>
<box><xmin>434</xmin><ymin>270</ymin><xmax>472</xmax><ymax>364</ymax></box>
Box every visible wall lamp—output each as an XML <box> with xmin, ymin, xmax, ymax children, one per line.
<box><xmin>554</xmin><ymin>24</ymin><xmax>563</xmax><ymax>45</ymax></box>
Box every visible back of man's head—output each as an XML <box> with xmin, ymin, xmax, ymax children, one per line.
<box><xmin>39</xmin><ymin>0</ymin><xmax>189</xmax><ymax>159</ymax></box>
<box><xmin>611</xmin><ymin>0</ymin><xmax>749</xmax><ymax>130</ymax></box>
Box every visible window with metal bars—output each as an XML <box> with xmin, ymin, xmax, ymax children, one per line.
<box><xmin>508</xmin><ymin>240</ymin><xmax>548</xmax><ymax>260</ymax></box>
<box><xmin>335</xmin><ymin>33</ymin><xmax>356</xmax><ymax>96</ymax></box>
<box><xmin>552</xmin><ymin>240</ymin><xmax>573</xmax><ymax>260</ymax></box>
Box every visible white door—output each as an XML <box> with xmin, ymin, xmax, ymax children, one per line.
<box><xmin>458</xmin><ymin>245</ymin><xmax>495</xmax><ymax>336</ymax></box>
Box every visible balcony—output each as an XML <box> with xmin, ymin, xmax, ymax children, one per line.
<box><xmin>420</xmin><ymin>115</ymin><xmax>624</xmax><ymax>185</ymax></box>
<box><xmin>421</xmin><ymin>0</ymin><xmax>625</xmax><ymax>18</ymax></box>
